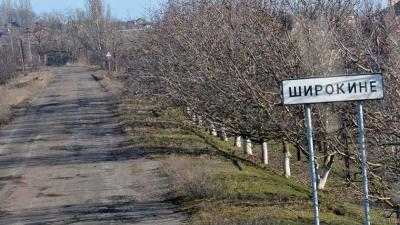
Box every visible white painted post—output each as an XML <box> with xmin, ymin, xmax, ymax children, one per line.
<box><xmin>210</xmin><ymin>123</ymin><xmax>218</xmax><ymax>136</ymax></box>
<box><xmin>283</xmin><ymin>142</ymin><xmax>291</xmax><ymax>178</ymax></box>
<box><xmin>245</xmin><ymin>139</ymin><xmax>253</xmax><ymax>155</ymax></box>
<box><xmin>220</xmin><ymin>127</ymin><xmax>228</xmax><ymax>141</ymax></box>
<box><xmin>186</xmin><ymin>107</ymin><xmax>191</xmax><ymax>116</ymax></box>
<box><xmin>235</xmin><ymin>136</ymin><xmax>242</xmax><ymax>148</ymax></box>
<box><xmin>262</xmin><ymin>142</ymin><xmax>269</xmax><ymax>165</ymax></box>
<box><xmin>106</xmin><ymin>52</ymin><xmax>112</xmax><ymax>72</ymax></box>
<box><xmin>197</xmin><ymin>116</ymin><xmax>203</xmax><ymax>127</ymax></box>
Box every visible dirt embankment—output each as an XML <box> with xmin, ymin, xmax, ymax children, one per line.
<box><xmin>0</xmin><ymin>70</ymin><xmax>54</xmax><ymax>124</ymax></box>
<box><xmin>97</xmin><ymin>70</ymin><xmax>393</xmax><ymax>225</ymax></box>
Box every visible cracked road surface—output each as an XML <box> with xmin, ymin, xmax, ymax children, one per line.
<box><xmin>0</xmin><ymin>66</ymin><xmax>185</xmax><ymax>225</ymax></box>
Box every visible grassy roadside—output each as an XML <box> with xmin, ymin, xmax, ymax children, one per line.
<box><xmin>0</xmin><ymin>69</ymin><xmax>54</xmax><ymax>126</ymax></box>
<box><xmin>99</xmin><ymin>71</ymin><xmax>392</xmax><ymax>225</ymax></box>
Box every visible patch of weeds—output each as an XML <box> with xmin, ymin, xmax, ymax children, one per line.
<box><xmin>160</xmin><ymin>107</ymin><xmax>186</xmax><ymax>123</ymax></box>
<box><xmin>161</xmin><ymin>156</ymin><xmax>224</xmax><ymax>200</ymax></box>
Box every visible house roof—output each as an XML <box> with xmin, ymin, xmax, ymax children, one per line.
<box><xmin>393</xmin><ymin>1</ymin><xmax>400</xmax><ymax>16</ymax></box>
<box><xmin>0</xmin><ymin>28</ymin><xmax>8</xmax><ymax>38</ymax></box>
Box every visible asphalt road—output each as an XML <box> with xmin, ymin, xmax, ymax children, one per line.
<box><xmin>0</xmin><ymin>66</ymin><xmax>185</xmax><ymax>225</ymax></box>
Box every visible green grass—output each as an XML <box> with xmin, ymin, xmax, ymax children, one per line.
<box><xmin>117</xmin><ymin>97</ymin><xmax>392</xmax><ymax>225</ymax></box>
<box><xmin>215</xmin><ymin>166</ymin><xmax>310</xmax><ymax>201</ymax></box>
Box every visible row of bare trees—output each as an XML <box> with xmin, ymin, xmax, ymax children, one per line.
<box><xmin>0</xmin><ymin>0</ymin><xmax>34</xmax><ymax>82</ymax></box>
<box><xmin>0</xmin><ymin>0</ymin><xmax>77</xmax><ymax>81</ymax></box>
<box><xmin>108</xmin><ymin>0</ymin><xmax>400</xmax><ymax>220</ymax></box>
<box><xmin>0</xmin><ymin>0</ymin><xmax>121</xmax><ymax>81</ymax></box>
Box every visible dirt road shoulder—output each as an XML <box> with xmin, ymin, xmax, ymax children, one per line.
<box><xmin>0</xmin><ymin>69</ymin><xmax>54</xmax><ymax>125</ymax></box>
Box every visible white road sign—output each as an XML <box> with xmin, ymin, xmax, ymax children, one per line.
<box><xmin>106</xmin><ymin>52</ymin><xmax>112</xmax><ymax>58</ymax></box>
<box><xmin>282</xmin><ymin>74</ymin><xmax>384</xmax><ymax>105</ymax></box>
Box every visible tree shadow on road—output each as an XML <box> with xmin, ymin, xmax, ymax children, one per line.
<box><xmin>0</xmin><ymin>199</ymin><xmax>184</xmax><ymax>224</ymax></box>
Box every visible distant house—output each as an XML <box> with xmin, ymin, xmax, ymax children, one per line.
<box><xmin>126</xmin><ymin>18</ymin><xmax>152</xmax><ymax>30</ymax></box>
<box><xmin>0</xmin><ymin>28</ymin><xmax>8</xmax><ymax>38</ymax></box>
<box><xmin>390</xmin><ymin>0</ymin><xmax>400</xmax><ymax>16</ymax></box>
<box><xmin>7</xmin><ymin>20</ymin><xmax>20</xmax><ymax>28</ymax></box>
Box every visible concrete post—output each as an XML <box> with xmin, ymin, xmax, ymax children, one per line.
<box><xmin>262</xmin><ymin>142</ymin><xmax>269</xmax><ymax>165</ymax></box>
<box><xmin>283</xmin><ymin>142</ymin><xmax>291</xmax><ymax>178</ymax></box>
<box><xmin>245</xmin><ymin>139</ymin><xmax>253</xmax><ymax>155</ymax></box>
<box><xmin>235</xmin><ymin>136</ymin><xmax>242</xmax><ymax>148</ymax></box>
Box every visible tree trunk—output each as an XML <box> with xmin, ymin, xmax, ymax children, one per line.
<box><xmin>262</xmin><ymin>141</ymin><xmax>269</xmax><ymax>165</ymax></box>
<box><xmin>396</xmin><ymin>205</ymin><xmax>400</xmax><ymax>225</ymax></box>
<box><xmin>19</xmin><ymin>39</ymin><xmax>25</xmax><ymax>72</ymax></box>
<box><xmin>297</xmin><ymin>146</ymin><xmax>301</xmax><ymax>161</ymax></box>
<box><xmin>317</xmin><ymin>168</ymin><xmax>331</xmax><ymax>190</ymax></box>
<box><xmin>283</xmin><ymin>141</ymin><xmax>291</xmax><ymax>178</ymax></box>
<box><xmin>341</xmin><ymin>112</ymin><xmax>351</xmax><ymax>182</ymax></box>
<box><xmin>317</xmin><ymin>154</ymin><xmax>335</xmax><ymax>190</ymax></box>
<box><xmin>9</xmin><ymin>29</ymin><xmax>14</xmax><ymax>56</ymax></box>
<box><xmin>245</xmin><ymin>139</ymin><xmax>253</xmax><ymax>155</ymax></box>
<box><xmin>27</xmin><ymin>34</ymin><xmax>33</xmax><ymax>63</ymax></box>
<box><xmin>235</xmin><ymin>136</ymin><xmax>242</xmax><ymax>148</ymax></box>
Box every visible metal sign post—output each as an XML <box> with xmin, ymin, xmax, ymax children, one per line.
<box><xmin>304</xmin><ymin>104</ymin><xmax>320</xmax><ymax>225</ymax></box>
<box><xmin>281</xmin><ymin>74</ymin><xmax>384</xmax><ymax>225</ymax></box>
<box><xmin>356</xmin><ymin>101</ymin><xmax>371</xmax><ymax>225</ymax></box>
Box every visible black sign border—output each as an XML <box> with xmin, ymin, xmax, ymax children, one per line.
<box><xmin>280</xmin><ymin>73</ymin><xmax>384</xmax><ymax>105</ymax></box>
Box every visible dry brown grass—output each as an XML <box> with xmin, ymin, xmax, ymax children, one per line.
<box><xmin>0</xmin><ymin>70</ymin><xmax>54</xmax><ymax>124</ymax></box>
<box><xmin>101</xmin><ymin>73</ymin><xmax>125</xmax><ymax>95</ymax></box>
<box><xmin>161</xmin><ymin>156</ymin><xmax>223</xmax><ymax>200</ymax></box>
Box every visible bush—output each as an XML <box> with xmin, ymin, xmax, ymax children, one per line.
<box><xmin>161</xmin><ymin>156</ymin><xmax>223</xmax><ymax>199</ymax></box>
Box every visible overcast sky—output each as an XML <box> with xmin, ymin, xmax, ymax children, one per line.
<box><xmin>31</xmin><ymin>0</ymin><xmax>165</xmax><ymax>20</ymax></box>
